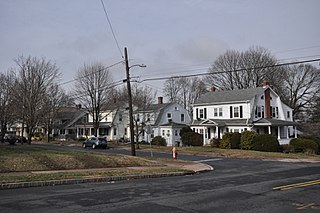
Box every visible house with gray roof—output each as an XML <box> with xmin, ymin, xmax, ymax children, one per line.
<box><xmin>134</xmin><ymin>97</ymin><xmax>191</xmax><ymax>146</ymax></box>
<box><xmin>191</xmin><ymin>82</ymin><xmax>298</xmax><ymax>145</ymax></box>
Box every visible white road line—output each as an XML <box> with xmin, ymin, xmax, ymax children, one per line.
<box><xmin>194</xmin><ymin>158</ymin><xmax>223</xmax><ymax>163</ymax></box>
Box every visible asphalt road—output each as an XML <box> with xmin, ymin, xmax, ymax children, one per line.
<box><xmin>1</xmin><ymin>144</ymin><xmax>319</xmax><ymax>212</ymax></box>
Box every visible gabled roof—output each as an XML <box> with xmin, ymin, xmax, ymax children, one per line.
<box><xmin>136</xmin><ymin>103</ymin><xmax>172</xmax><ymax>112</ymax></box>
<box><xmin>194</xmin><ymin>87</ymin><xmax>266</xmax><ymax>105</ymax></box>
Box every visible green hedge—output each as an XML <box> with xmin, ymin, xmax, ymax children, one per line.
<box><xmin>298</xmin><ymin>135</ymin><xmax>320</xmax><ymax>153</ymax></box>
<box><xmin>289</xmin><ymin>138</ymin><xmax>319</xmax><ymax>154</ymax></box>
<box><xmin>240</xmin><ymin>131</ymin><xmax>257</xmax><ymax>150</ymax></box>
<box><xmin>252</xmin><ymin>134</ymin><xmax>280</xmax><ymax>152</ymax></box>
<box><xmin>151</xmin><ymin>136</ymin><xmax>167</xmax><ymax>146</ymax></box>
<box><xmin>181</xmin><ymin>132</ymin><xmax>203</xmax><ymax>146</ymax></box>
<box><xmin>219</xmin><ymin>132</ymin><xmax>241</xmax><ymax>149</ymax></box>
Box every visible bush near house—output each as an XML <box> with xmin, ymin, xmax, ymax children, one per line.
<box><xmin>151</xmin><ymin>136</ymin><xmax>167</xmax><ymax>146</ymax></box>
<box><xmin>298</xmin><ymin>135</ymin><xmax>320</xmax><ymax>153</ymax></box>
<box><xmin>240</xmin><ymin>131</ymin><xmax>257</xmax><ymax>150</ymax></box>
<box><xmin>181</xmin><ymin>132</ymin><xmax>203</xmax><ymax>146</ymax></box>
<box><xmin>252</xmin><ymin>134</ymin><xmax>280</xmax><ymax>152</ymax></box>
<box><xmin>289</xmin><ymin>138</ymin><xmax>319</xmax><ymax>154</ymax></box>
<box><xmin>219</xmin><ymin>132</ymin><xmax>241</xmax><ymax>149</ymax></box>
<box><xmin>209</xmin><ymin>138</ymin><xmax>220</xmax><ymax>148</ymax></box>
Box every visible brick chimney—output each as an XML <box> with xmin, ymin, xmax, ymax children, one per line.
<box><xmin>262</xmin><ymin>80</ymin><xmax>270</xmax><ymax>88</ymax></box>
<box><xmin>158</xmin><ymin>97</ymin><xmax>163</xmax><ymax>104</ymax></box>
<box><xmin>264</xmin><ymin>89</ymin><xmax>271</xmax><ymax>118</ymax></box>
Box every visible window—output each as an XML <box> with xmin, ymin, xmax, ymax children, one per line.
<box><xmin>125</xmin><ymin>128</ymin><xmax>127</xmax><ymax>135</ymax></box>
<box><xmin>119</xmin><ymin>113</ymin><xmax>122</xmax><ymax>122</ymax></box>
<box><xmin>146</xmin><ymin>113</ymin><xmax>150</xmax><ymax>122</ymax></box>
<box><xmin>234</xmin><ymin>107</ymin><xmax>239</xmax><ymax>118</ymax></box>
<box><xmin>162</xmin><ymin>130</ymin><xmax>165</xmax><ymax>136</ymax></box>
<box><xmin>271</xmin><ymin>107</ymin><xmax>279</xmax><ymax>118</ymax></box>
<box><xmin>167</xmin><ymin>113</ymin><xmax>172</xmax><ymax>118</ymax></box>
<box><xmin>114</xmin><ymin>128</ymin><xmax>117</xmax><ymax>135</ymax></box>
<box><xmin>199</xmin><ymin>129</ymin><xmax>204</xmax><ymax>134</ymax></box>
<box><xmin>167</xmin><ymin>130</ymin><xmax>170</xmax><ymax>136</ymax></box>
<box><xmin>261</xmin><ymin>95</ymin><xmax>264</xmax><ymax>100</ymax></box>
<box><xmin>199</xmin><ymin>108</ymin><xmax>207</xmax><ymax>119</ymax></box>
<box><xmin>214</xmin><ymin>107</ymin><xmax>223</xmax><ymax>117</ymax></box>
<box><xmin>181</xmin><ymin>114</ymin><xmax>185</xmax><ymax>122</ymax></box>
<box><xmin>214</xmin><ymin>108</ymin><xmax>218</xmax><ymax>117</ymax></box>
<box><xmin>255</xmin><ymin>106</ymin><xmax>265</xmax><ymax>118</ymax></box>
<box><xmin>175</xmin><ymin>130</ymin><xmax>178</xmax><ymax>136</ymax></box>
<box><xmin>199</xmin><ymin>109</ymin><xmax>204</xmax><ymax>118</ymax></box>
<box><xmin>174</xmin><ymin>107</ymin><xmax>179</xmax><ymax>110</ymax></box>
<box><xmin>287</xmin><ymin>111</ymin><xmax>290</xmax><ymax>118</ymax></box>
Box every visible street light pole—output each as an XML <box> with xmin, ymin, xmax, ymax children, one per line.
<box><xmin>124</xmin><ymin>47</ymin><xmax>136</xmax><ymax>156</ymax></box>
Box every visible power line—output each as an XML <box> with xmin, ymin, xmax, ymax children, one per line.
<box><xmin>100</xmin><ymin>0</ymin><xmax>123</xmax><ymax>58</ymax></box>
<box><xmin>273</xmin><ymin>45</ymin><xmax>320</xmax><ymax>54</ymax></box>
<box><xmin>58</xmin><ymin>60</ymin><xmax>124</xmax><ymax>86</ymax></box>
<box><xmin>68</xmin><ymin>80</ymin><xmax>125</xmax><ymax>100</ymax></box>
<box><xmin>137</xmin><ymin>58</ymin><xmax>320</xmax><ymax>83</ymax></box>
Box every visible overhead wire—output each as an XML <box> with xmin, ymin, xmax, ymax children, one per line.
<box><xmin>137</xmin><ymin>58</ymin><xmax>320</xmax><ymax>83</ymax></box>
<box><xmin>58</xmin><ymin>60</ymin><xmax>124</xmax><ymax>86</ymax></box>
<box><xmin>100</xmin><ymin>0</ymin><xmax>123</xmax><ymax>58</ymax></box>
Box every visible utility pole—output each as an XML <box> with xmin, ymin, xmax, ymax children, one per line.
<box><xmin>124</xmin><ymin>47</ymin><xmax>136</xmax><ymax>156</ymax></box>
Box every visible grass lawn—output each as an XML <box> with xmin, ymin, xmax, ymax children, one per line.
<box><xmin>136</xmin><ymin>144</ymin><xmax>320</xmax><ymax>160</ymax></box>
<box><xmin>0</xmin><ymin>144</ymin><xmax>188</xmax><ymax>184</ymax></box>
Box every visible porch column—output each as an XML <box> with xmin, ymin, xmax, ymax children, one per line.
<box><xmin>203</xmin><ymin>126</ymin><xmax>206</xmax><ymax>145</ymax></box>
<box><xmin>268</xmin><ymin>126</ymin><xmax>271</xmax><ymax>134</ymax></box>
<box><xmin>215</xmin><ymin>126</ymin><xmax>219</xmax><ymax>138</ymax></box>
<box><xmin>277</xmin><ymin>126</ymin><xmax>281</xmax><ymax>139</ymax></box>
<box><xmin>294</xmin><ymin>126</ymin><xmax>297</xmax><ymax>138</ymax></box>
<box><xmin>286</xmin><ymin>126</ymin><xmax>289</xmax><ymax>139</ymax></box>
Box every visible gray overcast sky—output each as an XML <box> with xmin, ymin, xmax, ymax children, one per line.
<box><xmin>1</xmin><ymin>0</ymin><xmax>319</xmax><ymax>95</ymax></box>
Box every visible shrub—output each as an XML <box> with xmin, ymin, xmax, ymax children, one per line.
<box><xmin>252</xmin><ymin>134</ymin><xmax>280</xmax><ymax>152</ymax></box>
<box><xmin>181</xmin><ymin>132</ymin><xmax>203</xmax><ymax>146</ymax></box>
<box><xmin>219</xmin><ymin>132</ymin><xmax>241</xmax><ymax>149</ymax></box>
<box><xmin>179</xmin><ymin>126</ymin><xmax>193</xmax><ymax>137</ymax></box>
<box><xmin>280</xmin><ymin>144</ymin><xmax>295</xmax><ymax>153</ymax></box>
<box><xmin>299</xmin><ymin>135</ymin><xmax>320</xmax><ymax>153</ymax></box>
<box><xmin>151</xmin><ymin>136</ymin><xmax>167</xmax><ymax>146</ymax></box>
<box><xmin>209</xmin><ymin>138</ymin><xmax>220</xmax><ymax>148</ymax></box>
<box><xmin>219</xmin><ymin>132</ymin><xmax>232</xmax><ymax>149</ymax></box>
<box><xmin>289</xmin><ymin>138</ymin><xmax>319</xmax><ymax>154</ymax></box>
<box><xmin>240</xmin><ymin>131</ymin><xmax>257</xmax><ymax>150</ymax></box>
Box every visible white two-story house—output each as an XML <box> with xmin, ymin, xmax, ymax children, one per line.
<box><xmin>135</xmin><ymin>97</ymin><xmax>191</xmax><ymax>146</ymax></box>
<box><xmin>191</xmin><ymin>82</ymin><xmax>298</xmax><ymax>145</ymax></box>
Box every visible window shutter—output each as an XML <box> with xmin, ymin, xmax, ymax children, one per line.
<box><xmin>196</xmin><ymin>108</ymin><xmax>199</xmax><ymax>119</ymax></box>
<box><xmin>240</xmin><ymin>106</ymin><xmax>243</xmax><ymax>118</ymax></box>
<box><xmin>230</xmin><ymin>106</ymin><xmax>233</xmax><ymax>118</ymax></box>
<box><xmin>204</xmin><ymin>108</ymin><xmax>207</xmax><ymax>119</ymax></box>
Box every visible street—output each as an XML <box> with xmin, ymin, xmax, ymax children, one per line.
<box><xmin>0</xmin><ymin>145</ymin><xmax>319</xmax><ymax>212</ymax></box>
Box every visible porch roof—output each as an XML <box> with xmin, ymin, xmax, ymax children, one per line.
<box><xmin>253</xmin><ymin>118</ymin><xmax>298</xmax><ymax>126</ymax></box>
<box><xmin>74</xmin><ymin>122</ymin><xmax>112</xmax><ymax>128</ymax></box>
<box><xmin>192</xmin><ymin>119</ymin><xmax>249</xmax><ymax>127</ymax></box>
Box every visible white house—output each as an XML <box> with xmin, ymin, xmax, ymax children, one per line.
<box><xmin>135</xmin><ymin>97</ymin><xmax>191</xmax><ymax>146</ymax></box>
<box><xmin>191</xmin><ymin>82</ymin><xmax>298</xmax><ymax>145</ymax></box>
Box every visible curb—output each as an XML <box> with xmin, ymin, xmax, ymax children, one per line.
<box><xmin>1</xmin><ymin>171</ymin><xmax>195</xmax><ymax>190</ymax></box>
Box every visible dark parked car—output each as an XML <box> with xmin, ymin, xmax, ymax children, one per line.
<box><xmin>82</xmin><ymin>137</ymin><xmax>107</xmax><ymax>149</ymax></box>
<box><xmin>4</xmin><ymin>134</ymin><xmax>19</xmax><ymax>145</ymax></box>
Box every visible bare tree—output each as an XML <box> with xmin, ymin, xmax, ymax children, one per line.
<box><xmin>42</xmin><ymin>84</ymin><xmax>72</xmax><ymax>142</ymax></box>
<box><xmin>207</xmin><ymin>46</ymin><xmax>283</xmax><ymax>90</ymax></box>
<box><xmin>163</xmin><ymin>77</ymin><xmax>207</xmax><ymax>115</ymax></box>
<box><xmin>281</xmin><ymin>64</ymin><xmax>320</xmax><ymax>118</ymax></box>
<box><xmin>0</xmin><ymin>71</ymin><xmax>16</xmax><ymax>143</ymax></box>
<box><xmin>73</xmin><ymin>63</ymin><xmax>113</xmax><ymax>137</ymax></box>
<box><xmin>13</xmin><ymin>56</ymin><xmax>60</xmax><ymax>144</ymax></box>
<box><xmin>115</xmin><ymin>84</ymin><xmax>156</xmax><ymax>148</ymax></box>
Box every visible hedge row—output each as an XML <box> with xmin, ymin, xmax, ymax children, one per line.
<box><xmin>218</xmin><ymin>131</ymin><xmax>280</xmax><ymax>152</ymax></box>
<box><xmin>215</xmin><ymin>131</ymin><xmax>319</xmax><ymax>154</ymax></box>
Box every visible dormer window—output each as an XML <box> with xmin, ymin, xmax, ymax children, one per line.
<box><xmin>261</xmin><ymin>95</ymin><xmax>264</xmax><ymax>99</ymax></box>
<box><xmin>167</xmin><ymin>113</ymin><xmax>172</xmax><ymax>119</ymax></box>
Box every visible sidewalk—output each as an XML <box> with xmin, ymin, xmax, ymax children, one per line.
<box><xmin>0</xmin><ymin>161</ymin><xmax>213</xmax><ymax>190</ymax></box>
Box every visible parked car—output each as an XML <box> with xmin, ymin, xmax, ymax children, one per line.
<box><xmin>82</xmin><ymin>137</ymin><xmax>107</xmax><ymax>149</ymax></box>
<box><xmin>4</xmin><ymin>134</ymin><xmax>19</xmax><ymax>145</ymax></box>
